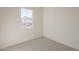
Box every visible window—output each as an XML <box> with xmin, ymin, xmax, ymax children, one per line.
<box><xmin>21</xmin><ymin>8</ymin><xmax>33</xmax><ymax>28</ymax></box>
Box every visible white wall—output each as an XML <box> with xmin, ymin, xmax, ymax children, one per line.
<box><xmin>0</xmin><ymin>9</ymin><xmax>3</xmax><ymax>47</ymax></box>
<box><xmin>0</xmin><ymin>7</ymin><xmax>42</xmax><ymax>49</ymax></box>
<box><xmin>43</xmin><ymin>8</ymin><xmax>79</xmax><ymax>50</ymax></box>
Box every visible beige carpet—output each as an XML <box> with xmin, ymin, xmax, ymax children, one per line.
<box><xmin>1</xmin><ymin>37</ymin><xmax>78</xmax><ymax>51</ymax></box>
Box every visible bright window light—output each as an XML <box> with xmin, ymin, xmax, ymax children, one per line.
<box><xmin>21</xmin><ymin>8</ymin><xmax>33</xmax><ymax>28</ymax></box>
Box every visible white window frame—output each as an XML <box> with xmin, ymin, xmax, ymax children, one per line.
<box><xmin>21</xmin><ymin>8</ymin><xmax>33</xmax><ymax>28</ymax></box>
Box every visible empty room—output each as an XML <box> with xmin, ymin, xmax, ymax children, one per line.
<box><xmin>0</xmin><ymin>7</ymin><xmax>79</xmax><ymax>51</ymax></box>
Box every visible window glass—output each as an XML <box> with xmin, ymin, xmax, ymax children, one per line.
<box><xmin>21</xmin><ymin>8</ymin><xmax>33</xmax><ymax>28</ymax></box>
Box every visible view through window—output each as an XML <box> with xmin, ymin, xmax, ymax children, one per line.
<box><xmin>21</xmin><ymin>8</ymin><xmax>33</xmax><ymax>28</ymax></box>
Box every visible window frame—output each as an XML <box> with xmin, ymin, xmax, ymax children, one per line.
<box><xmin>21</xmin><ymin>8</ymin><xmax>33</xmax><ymax>28</ymax></box>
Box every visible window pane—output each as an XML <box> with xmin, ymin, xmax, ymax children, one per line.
<box><xmin>21</xmin><ymin>8</ymin><xmax>28</xmax><ymax>18</ymax></box>
<box><xmin>21</xmin><ymin>8</ymin><xmax>33</xmax><ymax>28</ymax></box>
<box><xmin>27</xmin><ymin>9</ymin><xmax>32</xmax><ymax>17</ymax></box>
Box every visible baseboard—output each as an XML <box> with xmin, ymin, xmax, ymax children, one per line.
<box><xmin>43</xmin><ymin>36</ymin><xmax>79</xmax><ymax>51</ymax></box>
<box><xmin>1</xmin><ymin>36</ymin><xmax>78</xmax><ymax>51</ymax></box>
<box><xmin>0</xmin><ymin>36</ymin><xmax>42</xmax><ymax>50</ymax></box>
